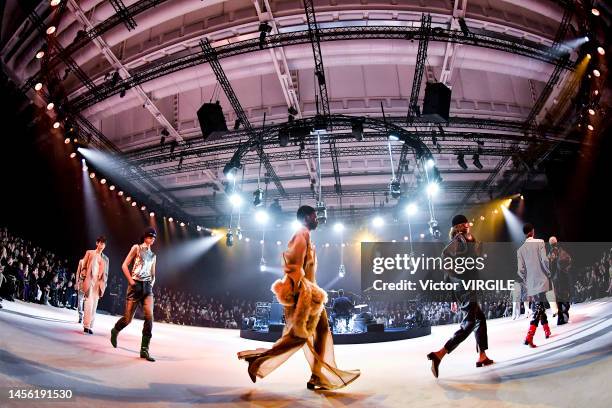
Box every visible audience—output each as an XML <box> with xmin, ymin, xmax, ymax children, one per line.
<box><xmin>2</xmin><ymin>226</ymin><xmax>611</xmax><ymax>332</ymax></box>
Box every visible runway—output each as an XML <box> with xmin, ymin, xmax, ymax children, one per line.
<box><xmin>1</xmin><ymin>299</ymin><xmax>610</xmax><ymax>407</ymax></box>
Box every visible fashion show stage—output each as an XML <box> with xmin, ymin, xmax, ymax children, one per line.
<box><xmin>1</xmin><ymin>300</ymin><xmax>610</xmax><ymax>407</ymax></box>
<box><xmin>240</xmin><ymin>325</ymin><xmax>431</xmax><ymax>344</ymax></box>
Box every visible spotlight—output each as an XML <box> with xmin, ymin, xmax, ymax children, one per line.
<box><xmin>351</xmin><ymin>119</ymin><xmax>364</xmax><ymax>141</ymax></box>
<box><xmin>480</xmin><ymin>215</ymin><xmax>485</xmax><ymax>221</ymax></box>
<box><xmin>89</xmin><ymin>172</ymin><xmax>95</xmax><ymax>179</ymax></box>
<box><xmin>405</xmin><ymin>202</ymin><xmax>418</xmax><ymax>216</ymax></box>
<box><xmin>259</xmin><ymin>258</ymin><xmax>266</xmax><ymax>272</ymax></box>
<box><xmin>597</xmin><ymin>47</ymin><xmax>605</xmax><ymax>56</ymax></box>
<box><xmin>426</xmin><ymin>182</ymin><xmax>439</xmax><ymax>196</ymax></box>
<box><xmin>278</xmin><ymin>128</ymin><xmax>289</xmax><ymax>147</ymax></box>
<box><xmin>584</xmin><ymin>36</ymin><xmax>590</xmax><ymax>42</ymax></box>
<box><xmin>236</xmin><ymin>228</ymin><xmax>243</xmax><ymax>240</ymax></box>
<box><xmin>276</xmin><ymin>240</ymin><xmax>281</xmax><ymax>246</ymax></box>
<box><xmin>64</xmin><ymin>138</ymin><xmax>70</xmax><ymax>144</ymax></box>
<box><xmin>253</xmin><ymin>188</ymin><xmax>264</xmax><ymax>207</ymax></box>
<box><xmin>226</xmin><ymin>231</ymin><xmax>234</xmax><ymax>247</ymax></box>
<box><xmin>593</xmin><ymin>69</ymin><xmax>601</xmax><ymax>77</ymax></box>
<box><xmin>316</xmin><ymin>201</ymin><xmax>327</xmax><ymax>224</ymax></box>
<box><xmin>245</xmin><ymin>237</ymin><xmax>250</xmax><ymax>242</ymax></box>
<box><xmin>388</xmin><ymin>134</ymin><xmax>399</xmax><ymax>141</ymax></box>
<box><xmin>372</xmin><ymin>216</ymin><xmax>384</xmax><ymax>228</ymax></box>
<box><xmin>493</xmin><ymin>209</ymin><xmax>498</xmax><ymax>214</ymax></box>
<box><xmin>457</xmin><ymin>153</ymin><xmax>468</xmax><ymax>170</ymax></box>
<box><xmin>420</xmin><ymin>233</ymin><xmax>425</xmax><ymax>239</ymax></box>
<box><xmin>389</xmin><ymin>178</ymin><xmax>401</xmax><ymax>199</ymax></box>
<box><xmin>69</xmin><ymin>152</ymin><xmax>77</xmax><ymax>158</ymax></box>
<box><xmin>126</xmin><ymin>196</ymin><xmax>132</xmax><ymax>202</ymax></box>
<box><xmin>426</xmin><ymin>158</ymin><xmax>435</xmax><ymax>168</ymax></box>
<box><xmin>36</xmin><ymin>50</ymin><xmax>45</xmax><ymax>59</ymax></box>
<box><xmin>324</xmin><ymin>243</ymin><xmax>330</xmax><ymax>248</ymax></box>
<box><xmin>428</xmin><ymin>219</ymin><xmax>441</xmax><ymax>239</ymax></box>
<box><xmin>259</xmin><ymin>239</ymin><xmax>264</xmax><ymax>245</ymax></box>
<box><xmin>588</xmin><ymin>108</ymin><xmax>596</xmax><ymax>115</ymax></box>
<box><xmin>592</xmin><ymin>8</ymin><xmax>600</xmax><ymax>16</ymax></box>
<box><xmin>594</xmin><ymin>90</ymin><xmax>599</xmax><ymax>96</ymax></box>
<box><xmin>403</xmin><ymin>236</ymin><xmax>409</xmax><ymax>240</ymax></box>
<box><xmin>109</xmin><ymin>185</ymin><xmax>115</xmax><ymax>190</ymax></box>
<box><xmin>338</xmin><ymin>264</ymin><xmax>346</xmax><ymax>278</ymax></box>
<box><xmin>46</xmin><ymin>26</ymin><xmax>56</xmax><ymax>35</ymax></box>
<box><xmin>587</xmin><ymin>124</ymin><xmax>594</xmax><ymax>131</ymax></box>
<box><xmin>51</xmin><ymin>0</ymin><xmax>61</xmax><ymax>5</ymax></box>
<box><xmin>34</xmin><ymin>82</ymin><xmax>43</xmax><ymax>91</ymax></box>
<box><xmin>131</xmin><ymin>202</ymin><xmax>137</xmax><ymax>207</ymax></box>
<box><xmin>118</xmin><ymin>191</ymin><xmax>124</xmax><ymax>196</ymax></box>
<box><xmin>53</xmin><ymin>121</ymin><xmax>60</xmax><ymax>129</ymax></box>
<box><xmin>100</xmin><ymin>178</ymin><xmax>107</xmax><ymax>184</ymax></box>
<box><xmin>473</xmin><ymin>154</ymin><xmax>483</xmax><ymax>169</ymax></box>
<box><xmin>255</xmin><ymin>210</ymin><xmax>269</xmax><ymax>224</ymax></box>
<box><xmin>333</xmin><ymin>222</ymin><xmax>345</xmax><ymax>232</ymax></box>
<box><xmin>150</xmin><ymin>212</ymin><xmax>155</xmax><ymax>217</ymax></box>
<box><xmin>168</xmin><ymin>217</ymin><xmax>173</xmax><ymax>222</ymax></box>
<box><xmin>229</xmin><ymin>193</ymin><xmax>243</xmax><ymax>208</ymax></box>
<box><xmin>180</xmin><ymin>222</ymin><xmax>185</xmax><ymax>227</ymax></box>
<box><xmin>47</xmin><ymin>102</ymin><xmax>54</xmax><ymax>110</ymax></box>
<box><xmin>141</xmin><ymin>205</ymin><xmax>146</xmax><ymax>211</ymax></box>
<box><xmin>291</xmin><ymin>220</ymin><xmax>302</xmax><ymax>231</ymax></box>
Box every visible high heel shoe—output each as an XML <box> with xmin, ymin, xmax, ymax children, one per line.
<box><xmin>427</xmin><ymin>352</ymin><xmax>441</xmax><ymax>378</ymax></box>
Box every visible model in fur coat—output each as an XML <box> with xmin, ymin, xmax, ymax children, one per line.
<box><xmin>238</xmin><ymin>205</ymin><xmax>360</xmax><ymax>390</ymax></box>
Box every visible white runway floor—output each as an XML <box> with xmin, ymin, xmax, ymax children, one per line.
<box><xmin>0</xmin><ymin>299</ymin><xmax>611</xmax><ymax>407</ymax></box>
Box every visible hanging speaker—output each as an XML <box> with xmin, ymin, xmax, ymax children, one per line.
<box><xmin>197</xmin><ymin>102</ymin><xmax>228</xmax><ymax>140</ymax></box>
<box><xmin>422</xmin><ymin>82</ymin><xmax>451</xmax><ymax>123</ymax></box>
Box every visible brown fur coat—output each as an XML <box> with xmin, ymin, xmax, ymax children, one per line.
<box><xmin>271</xmin><ymin>227</ymin><xmax>328</xmax><ymax>339</ymax></box>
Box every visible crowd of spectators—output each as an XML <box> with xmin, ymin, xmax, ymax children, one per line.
<box><xmin>2</xmin><ymin>226</ymin><xmax>611</xmax><ymax>332</ymax></box>
<box><xmin>572</xmin><ymin>247</ymin><xmax>612</xmax><ymax>302</ymax></box>
<box><xmin>0</xmin><ymin>227</ymin><xmax>78</xmax><ymax>310</ymax></box>
<box><xmin>153</xmin><ymin>286</ymin><xmax>256</xmax><ymax>329</ymax></box>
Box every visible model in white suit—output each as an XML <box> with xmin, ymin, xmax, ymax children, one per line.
<box><xmin>517</xmin><ymin>224</ymin><xmax>551</xmax><ymax>347</ymax></box>
<box><xmin>79</xmin><ymin>236</ymin><xmax>109</xmax><ymax>334</ymax></box>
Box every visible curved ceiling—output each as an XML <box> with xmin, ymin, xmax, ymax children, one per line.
<box><xmin>1</xmin><ymin>0</ymin><xmax>605</xmax><ymax>229</ymax></box>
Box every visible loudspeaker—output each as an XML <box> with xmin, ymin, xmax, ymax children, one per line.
<box><xmin>366</xmin><ymin>323</ymin><xmax>384</xmax><ymax>332</ymax></box>
<box><xmin>422</xmin><ymin>82</ymin><xmax>451</xmax><ymax>123</ymax></box>
<box><xmin>197</xmin><ymin>102</ymin><xmax>228</xmax><ymax>139</ymax></box>
<box><xmin>269</xmin><ymin>323</ymin><xmax>285</xmax><ymax>332</ymax></box>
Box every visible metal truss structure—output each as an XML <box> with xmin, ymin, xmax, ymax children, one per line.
<box><xmin>109</xmin><ymin>0</ymin><xmax>137</xmax><ymax>31</ymax></box>
<box><xmin>199</xmin><ymin>38</ymin><xmax>287</xmax><ymax>197</ymax></box>
<box><xmin>303</xmin><ymin>0</ymin><xmax>341</xmax><ymax>195</ymax></box>
<box><xmin>67</xmin><ymin>24</ymin><xmax>574</xmax><ymax>111</ymax></box>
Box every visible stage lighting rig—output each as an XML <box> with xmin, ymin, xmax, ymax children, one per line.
<box><xmin>473</xmin><ymin>154</ymin><xmax>483</xmax><ymax>169</ymax></box>
<box><xmin>316</xmin><ymin>201</ymin><xmax>327</xmax><ymax>224</ymax></box>
<box><xmin>457</xmin><ymin>153</ymin><xmax>468</xmax><ymax>170</ymax></box>
<box><xmin>253</xmin><ymin>188</ymin><xmax>264</xmax><ymax>207</ymax></box>
<box><xmin>226</xmin><ymin>230</ymin><xmax>234</xmax><ymax>247</ymax></box>
<box><xmin>389</xmin><ymin>178</ymin><xmax>401</xmax><ymax>199</ymax></box>
<box><xmin>428</xmin><ymin>219</ymin><xmax>441</xmax><ymax>239</ymax></box>
<box><xmin>338</xmin><ymin>264</ymin><xmax>346</xmax><ymax>278</ymax></box>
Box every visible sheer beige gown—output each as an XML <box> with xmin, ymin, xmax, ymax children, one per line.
<box><xmin>238</xmin><ymin>227</ymin><xmax>360</xmax><ymax>390</ymax></box>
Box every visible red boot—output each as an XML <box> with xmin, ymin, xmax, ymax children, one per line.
<box><xmin>543</xmin><ymin>323</ymin><xmax>551</xmax><ymax>339</ymax></box>
<box><xmin>524</xmin><ymin>324</ymin><xmax>537</xmax><ymax>348</ymax></box>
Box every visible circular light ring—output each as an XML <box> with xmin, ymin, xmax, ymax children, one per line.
<box><xmin>64</xmin><ymin>138</ymin><xmax>70</xmax><ymax>144</ymax></box>
<box><xmin>36</xmin><ymin>51</ymin><xmax>45</xmax><ymax>59</ymax></box>
<box><xmin>53</xmin><ymin>121</ymin><xmax>60</xmax><ymax>129</ymax></box>
<box><xmin>597</xmin><ymin>47</ymin><xmax>605</xmax><ymax>56</ymax></box>
<box><xmin>34</xmin><ymin>83</ymin><xmax>43</xmax><ymax>91</ymax></box>
<box><xmin>46</xmin><ymin>102</ymin><xmax>54</xmax><ymax>110</ymax></box>
<box><xmin>593</xmin><ymin>69</ymin><xmax>601</xmax><ymax>77</ymax></box>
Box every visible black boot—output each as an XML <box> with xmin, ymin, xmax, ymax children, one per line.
<box><xmin>140</xmin><ymin>335</ymin><xmax>155</xmax><ymax>362</ymax></box>
<box><xmin>110</xmin><ymin>328</ymin><xmax>119</xmax><ymax>348</ymax></box>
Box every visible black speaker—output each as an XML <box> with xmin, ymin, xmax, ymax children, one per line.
<box><xmin>422</xmin><ymin>82</ymin><xmax>451</xmax><ymax>123</ymax></box>
<box><xmin>366</xmin><ymin>323</ymin><xmax>384</xmax><ymax>332</ymax></box>
<box><xmin>197</xmin><ymin>102</ymin><xmax>228</xmax><ymax>139</ymax></box>
<box><xmin>269</xmin><ymin>323</ymin><xmax>285</xmax><ymax>332</ymax></box>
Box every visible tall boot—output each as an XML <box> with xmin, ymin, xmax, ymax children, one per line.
<box><xmin>543</xmin><ymin>323</ymin><xmax>551</xmax><ymax>339</ymax></box>
<box><xmin>524</xmin><ymin>324</ymin><xmax>537</xmax><ymax>348</ymax></box>
<box><xmin>110</xmin><ymin>328</ymin><xmax>119</xmax><ymax>348</ymax></box>
<box><xmin>140</xmin><ymin>335</ymin><xmax>155</xmax><ymax>362</ymax></box>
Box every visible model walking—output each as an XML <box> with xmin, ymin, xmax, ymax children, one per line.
<box><xmin>237</xmin><ymin>205</ymin><xmax>360</xmax><ymax>390</ymax></box>
<box><xmin>110</xmin><ymin>227</ymin><xmax>157</xmax><ymax>362</ymax></box>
